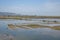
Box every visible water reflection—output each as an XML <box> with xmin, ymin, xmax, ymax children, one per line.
<box><xmin>0</xmin><ymin>19</ymin><xmax>60</xmax><ymax>40</ymax></box>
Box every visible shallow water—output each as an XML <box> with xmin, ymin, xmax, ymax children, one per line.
<box><xmin>0</xmin><ymin>19</ymin><xmax>60</xmax><ymax>40</ymax></box>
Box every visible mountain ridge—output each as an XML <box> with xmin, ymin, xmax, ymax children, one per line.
<box><xmin>0</xmin><ymin>12</ymin><xmax>19</xmax><ymax>16</ymax></box>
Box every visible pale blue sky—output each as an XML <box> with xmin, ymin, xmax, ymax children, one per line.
<box><xmin>0</xmin><ymin>0</ymin><xmax>60</xmax><ymax>16</ymax></box>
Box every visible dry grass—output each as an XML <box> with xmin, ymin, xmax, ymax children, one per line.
<box><xmin>8</xmin><ymin>24</ymin><xmax>16</xmax><ymax>29</ymax></box>
<box><xmin>8</xmin><ymin>24</ymin><xmax>60</xmax><ymax>30</ymax></box>
<box><xmin>0</xmin><ymin>16</ymin><xmax>60</xmax><ymax>19</ymax></box>
<box><xmin>51</xmin><ymin>26</ymin><xmax>60</xmax><ymax>30</ymax></box>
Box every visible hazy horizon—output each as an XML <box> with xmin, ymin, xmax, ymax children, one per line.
<box><xmin>0</xmin><ymin>0</ymin><xmax>60</xmax><ymax>16</ymax></box>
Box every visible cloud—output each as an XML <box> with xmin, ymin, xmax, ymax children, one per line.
<box><xmin>0</xmin><ymin>0</ymin><xmax>60</xmax><ymax>16</ymax></box>
<box><xmin>38</xmin><ymin>1</ymin><xmax>60</xmax><ymax>16</ymax></box>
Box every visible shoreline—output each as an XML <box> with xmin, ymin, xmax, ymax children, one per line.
<box><xmin>8</xmin><ymin>24</ymin><xmax>60</xmax><ymax>30</ymax></box>
<box><xmin>0</xmin><ymin>16</ymin><xmax>60</xmax><ymax>19</ymax></box>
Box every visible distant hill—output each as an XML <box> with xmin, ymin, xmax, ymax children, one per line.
<box><xmin>0</xmin><ymin>12</ymin><xmax>19</xmax><ymax>16</ymax></box>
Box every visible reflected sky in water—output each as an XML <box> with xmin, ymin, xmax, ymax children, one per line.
<box><xmin>0</xmin><ymin>19</ymin><xmax>60</xmax><ymax>40</ymax></box>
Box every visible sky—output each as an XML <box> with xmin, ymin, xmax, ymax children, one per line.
<box><xmin>0</xmin><ymin>0</ymin><xmax>60</xmax><ymax>16</ymax></box>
